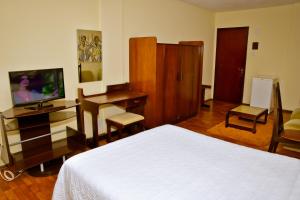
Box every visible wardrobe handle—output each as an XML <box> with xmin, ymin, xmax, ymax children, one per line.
<box><xmin>180</xmin><ymin>69</ymin><xmax>183</xmax><ymax>81</ymax></box>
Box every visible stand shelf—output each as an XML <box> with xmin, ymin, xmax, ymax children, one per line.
<box><xmin>1</xmin><ymin>100</ymin><xmax>86</xmax><ymax>172</ymax></box>
<box><xmin>10</xmin><ymin>127</ymin><xmax>86</xmax><ymax>172</ymax></box>
<box><xmin>5</xmin><ymin>111</ymin><xmax>76</xmax><ymax>132</ymax></box>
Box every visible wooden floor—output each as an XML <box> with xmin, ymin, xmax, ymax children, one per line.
<box><xmin>0</xmin><ymin>100</ymin><xmax>299</xmax><ymax>200</ymax></box>
<box><xmin>178</xmin><ymin>100</ymin><xmax>300</xmax><ymax>157</ymax></box>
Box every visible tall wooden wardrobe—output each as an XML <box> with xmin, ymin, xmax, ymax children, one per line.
<box><xmin>129</xmin><ymin>37</ymin><xmax>203</xmax><ymax>128</ymax></box>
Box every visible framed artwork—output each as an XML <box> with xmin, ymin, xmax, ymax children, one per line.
<box><xmin>77</xmin><ymin>29</ymin><xmax>102</xmax><ymax>82</ymax></box>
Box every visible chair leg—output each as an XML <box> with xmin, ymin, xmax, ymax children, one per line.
<box><xmin>268</xmin><ymin>141</ymin><xmax>274</xmax><ymax>152</ymax></box>
<box><xmin>140</xmin><ymin>121</ymin><xmax>145</xmax><ymax>131</ymax></box>
<box><xmin>106</xmin><ymin>122</ymin><xmax>112</xmax><ymax>143</ymax></box>
<box><xmin>273</xmin><ymin>142</ymin><xmax>279</xmax><ymax>153</ymax></box>
<box><xmin>130</xmin><ymin>122</ymin><xmax>144</xmax><ymax>135</ymax></box>
<box><xmin>130</xmin><ymin>124</ymin><xmax>139</xmax><ymax>135</ymax></box>
<box><xmin>268</xmin><ymin>140</ymin><xmax>279</xmax><ymax>153</ymax></box>
<box><xmin>118</xmin><ymin>129</ymin><xmax>123</xmax><ymax>139</ymax></box>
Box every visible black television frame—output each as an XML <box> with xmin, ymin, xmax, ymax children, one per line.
<box><xmin>8</xmin><ymin>68</ymin><xmax>65</xmax><ymax>108</ymax></box>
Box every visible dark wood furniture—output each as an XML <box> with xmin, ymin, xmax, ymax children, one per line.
<box><xmin>129</xmin><ymin>37</ymin><xmax>203</xmax><ymax>128</ymax></box>
<box><xmin>268</xmin><ymin>82</ymin><xmax>300</xmax><ymax>152</ymax></box>
<box><xmin>201</xmin><ymin>84</ymin><xmax>211</xmax><ymax>107</ymax></box>
<box><xmin>78</xmin><ymin>83</ymin><xmax>147</xmax><ymax>147</ymax></box>
<box><xmin>225</xmin><ymin>105</ymin><xmax>268</xmax><ymax>133</ymax></box>
<box><xmin>1</xmin><ymin>100</ymin><xmax>86</xmax><ymax>172</ymax></box>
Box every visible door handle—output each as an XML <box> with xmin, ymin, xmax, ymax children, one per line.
<box><xmin>180</xmin><ymin>70</ymin><xmax>183</xmax><ymax>81</ymax></box>
<box><xmin>238</xmin><ymin>68</ymin><xmax>245</xmax><ymax>75</ymax></box>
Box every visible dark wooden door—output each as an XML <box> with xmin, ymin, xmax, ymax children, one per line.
<box><xmin>214</xmin><ymin>27</ymin><xmax>249</xmax><ymax>103</ymax></box>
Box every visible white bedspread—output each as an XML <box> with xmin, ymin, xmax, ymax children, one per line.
<box><xmin>52</xmin><ymin>125</ymin><xmax>300</xmax><ymax>200</ymax></box>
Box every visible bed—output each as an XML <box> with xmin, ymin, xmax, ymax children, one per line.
<box><xmin>52</xmin><ymin>125</ymin><xmax>300</xmax><ymax>200</ymax></box>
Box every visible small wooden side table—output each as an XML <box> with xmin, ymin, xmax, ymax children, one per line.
<box><xmin>225</xmin><ymin>105</ymin><xmax>268</xmax><ymax>133</ymax></box>
<box><xmin>201</xmin><ymin>84</ymin><xmax>211</xmax><ymax>107</ymax></box>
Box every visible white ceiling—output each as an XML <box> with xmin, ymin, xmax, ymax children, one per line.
<box><xmin>182</xmin><ymin>0</ymin><xmax>300</xmax><ymax>11</ymax></box>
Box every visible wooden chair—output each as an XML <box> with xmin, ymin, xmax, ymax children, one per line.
<box><xmin>106</xmin><ymin>112</ymin><xmax>145</xmax><ymax>142</ymax></box>
<box><xmin>268</xmin><ymin>82</ymin><xmax>300</xmax><ymax>152</ymax></box>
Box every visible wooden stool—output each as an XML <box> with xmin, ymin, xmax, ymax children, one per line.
<box><xmin>106</xmin><ymin>112</ymin><xmax>144</xmax><ymax>142</ymax></box>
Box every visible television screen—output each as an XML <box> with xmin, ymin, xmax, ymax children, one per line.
<box><xmin>9</xmin><ymin>68</ymin><xmax>65</xmax><ymax>106</ymax></box>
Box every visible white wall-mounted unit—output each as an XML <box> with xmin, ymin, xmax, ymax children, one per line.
<box><xmin>250</xmin><ymin>76</ymin><xmax>278</xmax><ymax>113</ymax></box>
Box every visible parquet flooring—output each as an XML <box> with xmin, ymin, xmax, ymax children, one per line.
<box><xmin>0</xmin><ymin>172</ymin><xmax>56</xmax><ymax>200</ymax></box>
<box><xmin>0</xmin><ymin>100</ymin><xmax>298</xmax><ymax>200</ymax></box>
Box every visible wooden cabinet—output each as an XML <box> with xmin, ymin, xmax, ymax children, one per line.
<box><xmin>1</xmin><ymin>101</ymin><xmax>86</xmax><ymax>172</ymax></box>
<box><xmin>129</xmin><ymin>37</ymin><xmax>203</xmax><ymax>128</ymax></box>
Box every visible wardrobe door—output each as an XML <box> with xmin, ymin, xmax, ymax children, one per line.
<box><xmin>177</xmin><ymin>45</ymin><xmax>202</xmax><ymax>120</ymax></box>
<box><xmin>189</xmin><ymin>45</ymin><xmax>202</xmax><ymax>116</ymax></box>
<box><xmin>129</xmin><ymin>37</ymin><xmax>159</xmax><ymax>128</ymax></box>
<box><xmin>161</xmin><ymin>44</ymin><xmax>180</xmax><ymax>124</ymax></box>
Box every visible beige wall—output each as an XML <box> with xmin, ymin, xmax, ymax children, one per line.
<box><xmin>0</xmin><ymin>0</ymin><xmax>215</xmax><ymax>108</ymax></box>
<box><xmin>0</xmin><ymin>0</ymin><xmax>104</xmax><ymax>110</ymax></box>
<box><xmin>0</xmin><ymin>0</ymin><xmax>102</xmax><ymax>165</ymax></box>
<box><xmin>87</xmin><ymin>0</ymin><xmax>215</xmax><ymax>135</ymax></box>
<box><xmin>122</xmin><ymin>0</ymin><xmax>215</xmax><ymax>90</ymax></box>
<box><xmin>101</xmin><ymin>0</ymin><xmax>125</xmax><ymax>86</ymax></box>
<box><xmin>215</xmin><ymin>3</ymin><xmax>300</xmax><ymax>110</ymax></box>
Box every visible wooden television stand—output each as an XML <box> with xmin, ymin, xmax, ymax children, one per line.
<box><xmin>1</xmin><ymin>100</ymin><xmax>86</xmax><ymax>173</ymax></box>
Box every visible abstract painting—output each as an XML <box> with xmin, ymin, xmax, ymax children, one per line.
<box><xmin>77</xmin><ymin>29</ymin><xmax>102</xmax><ymax>82</ymax></box>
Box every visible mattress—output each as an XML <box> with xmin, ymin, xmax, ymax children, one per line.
<box><xmin>52</xmin><ymin>125</ymin><xmax>300</xmax><ymax>200</ymax></box>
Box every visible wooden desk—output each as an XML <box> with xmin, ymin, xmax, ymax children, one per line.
<box><xmin>78</xmin><ymin>84</ymin><xmax>147</xmax><ymax>147</ymax></box>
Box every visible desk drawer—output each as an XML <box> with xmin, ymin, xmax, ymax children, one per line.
<box><xmin>127</xmin><ymin>97</ymin><xmax>146</xmax><ymax>107</ymax></box>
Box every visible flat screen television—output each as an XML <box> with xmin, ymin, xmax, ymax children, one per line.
<box><xmin>9</xmin><ymin>68</ymin><xmax>65</xmax><ymax>107</ymax></box>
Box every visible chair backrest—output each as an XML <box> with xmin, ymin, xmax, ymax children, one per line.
<box><xmin>272</xmin><ymin>82</ymin><xmax>284</xmax><ymax>139</ymax></box>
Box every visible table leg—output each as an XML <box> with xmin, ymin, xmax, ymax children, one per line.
<box><xmin>91</xmin><ymin>112</ymin><xmax>99</xmax><ymax>148</ymax></box>
<box><xmin>263</xmin><ymin>110</ymin><xmax>268</xmax><ymax>124</ymax></box>
<box><xmin>225</xmin><ymin>112</ymin><xmax>230</xmax><ymax>127</ymax></box>
<box><xmin>40</xmin><ymin>163</ymin><xmax>44</xmax><ymax>172</ymax></box>
<box><xmin>201</xmin><ymin>88</ymin><xmax>210</xmax><ymax>107</ymax></box>
<box><xmin>252</xmin><ymin>117</ymin><xmax>257</xmax><ymax>133</ymax></box>
<box><xmin>106</xmin><ymin>122</ymin><xmax>112</xmax><ymax>143</ymax></box>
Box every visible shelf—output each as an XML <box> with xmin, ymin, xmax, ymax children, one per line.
<box><xmin>49</xmin><ymin>111</ymin><xmax>76</xmax><ymax>123</ymax></box>
<box><xmin>2</xmin><ymin>100</ymin><xmax>77</xmax><ymax>120</ymax></box>
<box><xmin>5</xmin><ymin>119</ymin><xmax>18</xmax><ymax>132</ymax></box>
<box><xmin>1</xmin><ymin>101</ymin><xmax>85</xmax><ymax>174</ymax></box>
<box><xmin>10</xmin><ymin>136</ymin><xmax>87</xmax><ymax>171</ymax></box>
<box><xmin>5</xmin><ymin>111</ymin><xmax>76</xmax><ymax>132</ymax></box>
